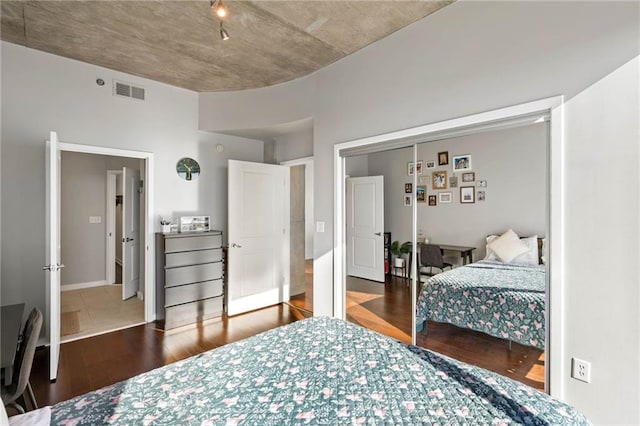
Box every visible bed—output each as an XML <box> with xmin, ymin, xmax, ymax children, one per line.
<box><xmin>416</xmin><ymin>260</ymin><xmax>546</xmax><ymax>349</ymax></box>
<box><xmin>48</xmin><ymin>317</ymin><xmax>585</xmax><ymax>425</ymax></box>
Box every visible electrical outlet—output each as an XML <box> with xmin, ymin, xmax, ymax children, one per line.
<box><xmin>571</xmin><ymin>358</ymin><xmax>591</xmax><ymax>383</ymax></box>
<box><xmin>89</xmin><ymin>216</ymin><xmax>102</xmax><ymax>224</ymax></box>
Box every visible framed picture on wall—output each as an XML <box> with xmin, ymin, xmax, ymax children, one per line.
<box><xmin>432</xmin><ymin>170</ymin><xmax>448</xmax><ymax>190</ymax></box>
<box><xmin>425</xmin><ymin>160</ymin><xmax>436</xmax><ymax>169</ymax></box>
<box><xmin>462</xmin><ymin>172</ymin><xmax>475</xmax><ymax>182</ymax></box>
<box><xmin>438</xmin><ymin>192</ymin><xmax>453</xmax><ymax>204</ymax></box>
<box><xmin>460</xmin><ymin>186</ymin><xmax>475</xmax><ymax>204</ymax></box>
<box><xmin>415</xmin><ymin>161</ymin><xmax>423</xmax><ymax>175</ymax></box>
<box><xmin>407</xmin><ymin>162</ymin><xmax>414</xmax><ymax>176</ymax></box>
<box><xmin>478</xmin><ymin>190</ymin><xmax>486</xmax><ymax>201</ymax></box>
<box><xmin>452</xmin><ymin>154</ymin><xmax>472</xmax><ymax>172</ymax></box>
<box><xmin>449</xmin><ymin>176</ymin><xmax>458</xmax><ymax>188</ymax></box>
<box><xmin>405</xmin><ymin>183</ymin><xmax>413</xmax><ymax>193</ymax></box>
<box><xmin>428</xmin><ymin>195</ymin><xmax>437</xmax><ymax>206</ymax></box>
<box><xmin>404</xmin><ymin>194</ymin><xmax>413</xmax><ymax>206</ymax></box>
<box><xmin>438</xmin><ymin>151</ymin><xmax>449</xmax><ymax>166</ymax></box>
<box><xmin>416</xmin><ymin>185</ymin><xmax>426</xmax><ymax>202</ymax></box>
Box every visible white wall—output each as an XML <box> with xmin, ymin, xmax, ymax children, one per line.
<box><xmin>563</xmin><ymin>56</ymin><xmax>639</xmax><ymax>424</ymax></box>
<box><xmin>0</xmin><ymin>42</ymin><xmax>264</xmax><ymax>327</ymax></box>
<box><xmin>368</xmin><ymin>123</ymin><xmax>547</xmax><ymax>262</ymax></box>
<box><xmin>60</xmin><ymin>152</ymin><xmax>139</xmax><ymax>286</ymax></box>
<box><xmin>275</xmin><ymin>126</ymin><xmax>313</xmax><ymax>163</ymax></box>
<box><xmin>345</xmin><ymin>155</ymin><xmax>369</xmax><ymax>178</ymax></box>
<box><xmin>197</xmin><ymin>2</ymin><xmax>640</xmax><ymax>422</ymax></box>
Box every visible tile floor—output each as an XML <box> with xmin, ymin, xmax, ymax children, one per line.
<box><xmin>60</xmin><ymin>284</ymin><xmax>144</xmax><ymax>342</ymax></box>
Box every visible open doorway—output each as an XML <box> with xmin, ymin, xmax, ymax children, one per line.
<box><xmin>59</xmin><ymin>152</ymin><xmax>145</xmax><ymax>342</ymax></box>
<box><xmin>281</xmin><ymin>157</ymin><xmax>314</xmax><ymax>315</ymax></box>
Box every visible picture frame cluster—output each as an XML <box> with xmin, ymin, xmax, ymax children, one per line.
<box><xmin>403</xmin><ymin>151</ymin><xmax>487</xmax><ymax>206</ymax></box>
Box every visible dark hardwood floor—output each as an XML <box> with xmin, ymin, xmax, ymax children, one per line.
<box><xmin>346</xmin><ymin>274</ymin><xmax>545</xmax><ymax>391</ymax></box>
<box><xmin>31</xmin><ymin>304</ymin><xmax>311</xmax><ymax>406</ymax></box>
<box><xmin>288</xmin><ymin>260</ymin><xmax>313</xmax><ymax>312</ymax></box>
<box><xmin>30</xmin><ymin>265</ymin><xmax>542</xmax><ymax>410</ymax></box>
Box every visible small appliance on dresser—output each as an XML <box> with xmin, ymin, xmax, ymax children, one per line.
<box><xmin>156</xmin><ymin>230</ymin><xmax>224</xmax><ymax>329</ymax></box>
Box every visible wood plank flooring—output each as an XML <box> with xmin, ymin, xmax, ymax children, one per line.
<box><xmin>346</xmin><ymin>274</ymin><xmax>545</xmax><ymax>391</ymax></box>
<box><xmin>288</xmin><ymin>260</ymin><xmax>313</xmax><ymax>312</ymax></box>
<box><xmin>31</xmin><ymin>266</ymin><xmax>543</xmax><ymax>410</ymax></box>
<box><xmin>31</xmin><ymin>304</ymin><xmax>310</xmax><ymax>406</ymax></box>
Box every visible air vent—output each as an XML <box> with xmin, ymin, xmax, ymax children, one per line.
<box><xmin>131</xmin><ymin>86</ymin><xmax>145</xmax><ymax>100</ymax></box>
<box><xmin>113</xmin><ymin>80</ymin><xmax>145</xmax><ymax>101</ymax></box>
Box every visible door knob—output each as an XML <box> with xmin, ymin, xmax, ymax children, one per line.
<box><xmin>374</xmin><ymin>232</ymin><xmax>382</xmax><ymax>236</ymax></box>
<box><xmin>42</xmin><ymin>263</ymin><xmax>65</xmax><ymax>272</ymax></box>
<box><xmin>231</xmin><ymin>243</ymin><xmax>242</xmax><ymax>248</ymax></box>
<box><xmin>123</xmin><ymin>237</ymin><xmax>134</xmax><ymax>242</ymax></box>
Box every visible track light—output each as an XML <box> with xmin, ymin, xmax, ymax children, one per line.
<box><xmin>220</xmin><ymin>22</ymin><xmax>230</xmax><ymax>41</ymax></box>
<box><xmin>211</xmin><ymin>0</ymin><xmax>227</xmax><ymax>19</ymax></box>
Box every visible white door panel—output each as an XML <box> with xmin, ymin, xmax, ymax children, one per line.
<box><xmin>122</xmin><ymin>166</ymin><xmax>140</xmax><ymax>300</ymax></box>
<box><xmin>228</xmin><ymin>160</ymin><xmax>289</xmax><ymax>316</ymax></box>
<box><xmin>353</xmin><ymin>237</ymin><xmax>377</xmax><ymax>268</ymax></box>
<box><xmin>45</xmin><ymin>131</ymin><xmax>61</xmax><ymax>382</ymax></box>
<box><xmin>346</xmin><ymin>176</ymin><xmax>384</xmax><ymax>282</ymax></box>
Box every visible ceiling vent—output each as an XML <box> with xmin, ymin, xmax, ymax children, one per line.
<box><xmin>113</xmin><ymin>80</ymin><xmax>145</xmax><ymax>101</ymax></box>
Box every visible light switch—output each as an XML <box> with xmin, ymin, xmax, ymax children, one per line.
<box><xmin>316</xmin><ymin>221</ymin><xmax>325</xmax><ymax>233</ymax></box>
<box><xmin>89</xmin><ymin>216</ymin><xmax>102</xmax><ymax>224</ymax></box>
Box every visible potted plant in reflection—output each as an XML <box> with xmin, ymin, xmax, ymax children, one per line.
<box><xmin>390</xmin><ymin>241</ymin><xmax>411</xmax><ymax>268</ymax></box>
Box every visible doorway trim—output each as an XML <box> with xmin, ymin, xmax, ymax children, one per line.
<box><xmin>333</xmin><ymin>96</ymin><xmax>564</xmax><ymax>399</ymax></box>
<box><xmin>58</xmin><ymin>142</ymin><xmax>155</xmax><ymax>323</ymax></box>
<box><xmin>280</xmin><ymin>156</ymin><xmax>314</xmax><ymax>261</ymax></box>
<box><xmin>106</xmin><ymin>170</ymin><xmax>123</xmax><ymax>285</ymax></box>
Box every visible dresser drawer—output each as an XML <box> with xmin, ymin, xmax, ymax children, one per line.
<box><xmin>165</xmin><ymin>262</ymin><xmax>223</xmax><ymax>287</ymax></box>
<box><xmin>165</xmin><ymin>279</ymin><xmax>223</xmax><ymax>307</ymax></box>
<box><xmin>165</xmin><ymin>297</ymin><xmax>223</xmax><ymax>329</ymax></box>
<box><xmin>165</xmin><ymin>248</ymin><xmax>222</xmax><ymax>268</ymax></box>
<box><xmin>165</xmin><ymin>234</ymin><xmax>222</xmax><ymax>253</ymax></box>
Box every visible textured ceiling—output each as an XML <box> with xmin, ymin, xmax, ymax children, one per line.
<box><xmin>0</xmin><ymin>1</ymin><xmax>453</xmax><ymax>92</ymax></box>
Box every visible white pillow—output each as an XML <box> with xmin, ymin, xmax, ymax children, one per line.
<box><xmin>488</xmin><ymin>229</ymin><xmax>529</xmax><ymax>263</ymax></box>
<box><xmin>484</xmin><ymin>234</ymin><xmax>500</xmax><ymax>261</ymax></box>
<box><xmin>509</xmin><ymin>235</ymin><xmax>539</xmax><ymax>266</ymax></box>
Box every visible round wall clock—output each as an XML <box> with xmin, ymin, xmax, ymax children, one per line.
<box><xmin>176</xmin><ymin>157</ymin><xmax>200</xmax><ymax>181</ymax></box>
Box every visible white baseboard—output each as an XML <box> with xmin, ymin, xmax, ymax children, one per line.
<box><xmin>61</xmin><ymin>280</ymin><xmax>108</xmax><ymax>292</ymax></box>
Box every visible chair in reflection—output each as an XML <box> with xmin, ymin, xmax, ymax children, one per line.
<box><xmin>418</xmin><ymin>243</ymin><xmax>453</xmax><ymax>278</ymax></box>
<box><xmin>1</xmin><ymin>308</ymin><xmax>42</xmax><ymax>414</ymax></box>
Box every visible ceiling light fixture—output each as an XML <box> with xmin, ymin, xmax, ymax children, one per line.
<box><xmin>220</xmin><ymin>22</ymin><xmax>230</xmax><ymax>41</ymax></box>
<box><xmin>211</xmin><ymin>0</ymin><xmax>230</xmax><ymax>40</ymax></box>
<box><xmin>211</xmin><ymin>0</ymin><xmax>227</xmax><ymax>19</ymax></box>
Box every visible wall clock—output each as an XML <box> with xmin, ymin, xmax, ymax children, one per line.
<box><xmin>176</xmin><ymin>157</ymin><xmax>200</xmax><ymax>181</ymax></box>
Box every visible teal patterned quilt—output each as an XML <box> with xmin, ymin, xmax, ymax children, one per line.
<box><xmin>51</xmin><ymin>317</ymin><xmax>585</xmax><ymax>425</ymax></box>
<box><xmin>416</xmin><ymin>260</ymin><xmax>546</xmax><ymax>349</ymax></box>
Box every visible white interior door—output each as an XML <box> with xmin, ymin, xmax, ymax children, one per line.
<box><xmin>346</xmin><ymin>176</ymin><xmax>385</xmax><ymax>282</ymax></box>
<box><xmin>122</xmin><ymin>166</ymin><xmax>140</xmax><ymax>300</ymax></box>
<box><xmin>45</xmin><ymin>131</ymin><xmax>62</xmax><ymax>381</ymax></box>
<box><xmin>227</xmin><ymin>160</ymin><xmax>289</xmax><ymax>316</ymax></box>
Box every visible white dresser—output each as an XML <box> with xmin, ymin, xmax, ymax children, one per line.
<box><xmin>156</xmin><ymin>231</ymin><xmax>224</xmax><ymax>329</ymax></box>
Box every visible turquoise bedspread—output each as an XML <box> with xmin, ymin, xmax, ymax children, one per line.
<box><xmin>416</xmin><ymin>260</ymin><xmax>546</xmax><ymax>349</ymax></box>
<box><xmin>51</xmin><ymin>317</ymin><xmax>584</xmax><ymax>425</ymax></box>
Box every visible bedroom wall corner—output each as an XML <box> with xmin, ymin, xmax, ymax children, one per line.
<box><xmin>563</xmin><ymin>56</ymin><xmax>640</xmax><ymax>424</ymax></box>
